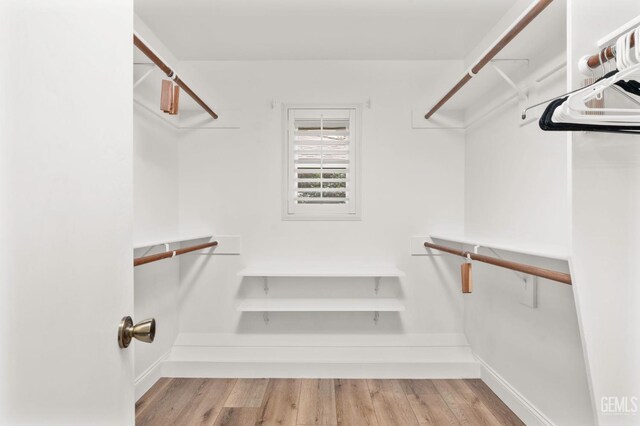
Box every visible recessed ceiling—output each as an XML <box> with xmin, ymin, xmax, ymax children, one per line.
<box><xmin>134</xmin><ymin>0</ymin><xmax>519</xmax><ymax>60</ymax></box>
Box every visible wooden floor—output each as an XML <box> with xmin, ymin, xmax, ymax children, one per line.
<box><xmin>136</xmin><ymin>378</ymin><xmax>524</xmax><ymax>426</ymax></box>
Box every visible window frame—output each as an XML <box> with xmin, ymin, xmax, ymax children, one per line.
<box><xmin>282</xmin><ymin>103</ymin><xmax>362</xmax><ymax>221</ymax></box>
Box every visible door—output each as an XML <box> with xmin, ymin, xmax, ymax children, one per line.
<box><xmin>0</xmin><ymin>1</ymin><xmax>135</xmax><ymax>424</ymax></box>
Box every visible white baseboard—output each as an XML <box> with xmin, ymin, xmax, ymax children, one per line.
<box><xmin>162</xmin><ymin>360</ymin><xmax>479</xmax><ymax>379</ymax></box>
<box><xmin>476</xmin><ymin>355</ymin><xmax>555</xmax><ymax>426</ymax></box>
<box><xmin>161</xmin><ymin>344</ymin><xmax>480</xmax><ymax>379</ymax></box>
<box><xmin>135</xmin><ymin>350</ymin><xmax>170</xmax><ymax>400</ymax></box>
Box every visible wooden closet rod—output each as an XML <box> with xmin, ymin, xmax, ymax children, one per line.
<box><xmin>133</xmin><ymin>34</ymin><xmax>219</xmax><ymax>120</ymax></box>
<box><xmin>134</xmin><ymin>241</ymin><xmax>218</xmax><ymax>267</ymax></box>
<box><xmin>424</xmin><ymin>242</ymin><xmax>572</xmax><ymax>285</ymax></box>
<box><xmin>585</xmin><ymin>33</ymin><xmax>636</xmax><ymax>69</ymax></box>
<box><xmin>424</xmin><ymin>0</ymin><xmax>554</xmax><ymax>119</ymax></box>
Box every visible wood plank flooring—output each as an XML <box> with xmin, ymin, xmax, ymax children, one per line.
<box><xmin>136</xmin><ymin>378</ymin><xmax>524</xmax><ymax>426</ymax></box>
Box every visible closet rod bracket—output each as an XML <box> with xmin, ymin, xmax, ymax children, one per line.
<box><xmin>521</xmin><ymin>275</ymin><xmax>538</xmax><ymax>309</ymax></box>
<box><xmin>134</xmin><ymin>66</ymin><xmax>157</xmax><ymax>89</ymax></box>
<box><xmin>490</xmin><ymin>61</ymin><xmax>529</xmax><ymax>102</ymax></box>
<box><xmin>488</xmin><ymin>247</ymin><xmax>528</xmax><ymax>283</ymax></box>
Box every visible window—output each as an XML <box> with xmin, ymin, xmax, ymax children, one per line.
<box><xmin>283</xmin><ymin>106</ymin><xmax>360</xmax><ymax>220</ymax></box>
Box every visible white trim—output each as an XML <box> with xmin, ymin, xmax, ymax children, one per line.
<box><xmin>135</xmin><ymin>350</ymin><xmax>171</xmax><ymax>401</ymax></box>
<box><xmin>476</xmin><ymin>355</ymin><xmax>555</xmax><ymax>426</ymax></box>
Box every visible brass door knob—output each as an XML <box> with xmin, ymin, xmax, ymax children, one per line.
<box><xmin>118</xmin><ymin>316</ymin><xmax>156</xmax><ymax>348</ymax></box>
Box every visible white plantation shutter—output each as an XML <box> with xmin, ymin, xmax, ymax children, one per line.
<box><xmin>285</xmin><ymin>107</ymin><xmax>359</xmax><ymax>219</ymax></box>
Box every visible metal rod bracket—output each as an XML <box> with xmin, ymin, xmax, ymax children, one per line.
<box><xmin>490</xmin><ymin>61</ymin><xmax>529</xmax><ymax>101</ymax></box>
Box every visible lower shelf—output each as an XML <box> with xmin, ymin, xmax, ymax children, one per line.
<box><xmin>237</xmin><ymin>298</ymin><xmax>405</xmax><ymax>312</ymax></box>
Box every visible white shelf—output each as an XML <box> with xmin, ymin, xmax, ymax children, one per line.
<box><xmin>238</xmin><ymin>266</ymin><xmax>404</xmax><ymax>278</ymax></box>
<box><xmin>429</xmin><ymin>234</ymin><xmax>569</xmax><ymax>260</ymax></box>
<box><xmin>237</xmin><ymin>298</ymin><xmax>405</xmax><ymax>312</ymax></box>
<box><xmin>133</xmin><ymin>234</ymin><xmax>213</xmax><ymax>250</ymax></box>
<box><xmin>597</xmin><ymin>15</ymin><xmax>640</xmax><ymax>48</ymax></box>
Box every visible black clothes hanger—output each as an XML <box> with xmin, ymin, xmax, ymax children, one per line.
<box><xmin>539</xmin><ymin>96</ymin><xmax>640</xmax><ymax>133</ymax></box>
<box><xmin>523</xmin><ymin>69</ymin><xmax>640</xmax><ymax>120</ymax></box>
<box><xmin>538</xmin><ymin>69</ymin><xmax>640</xmax><ymax>133</ymax></box>
<box><xmin>616</xmin><ymin>78</ymin><xmax>640</xmax><ymax>96</ymax></box>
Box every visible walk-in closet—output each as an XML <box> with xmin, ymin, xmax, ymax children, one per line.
<box><xmin>1</xmin><ymin>0</ymin><xmax>639</xmax><ymax>424</ymax></box>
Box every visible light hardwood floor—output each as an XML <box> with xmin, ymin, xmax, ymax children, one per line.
<box><xmin>136</xmin><ymin>378</ymin><xmax>524</xmax><ymax>426</ymax></box>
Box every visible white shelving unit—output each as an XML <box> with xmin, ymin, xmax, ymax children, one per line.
<box><xmin>429</xmin><ymin>234</ymin><xmax>569</xmax><ymax>261</ymax></box>
<box><xmin>238</xmin><ymin>264</ymin><xmax>405</xmax><ymax>323</ymax></box>
<box><xmin>133</xmin><ymin>234</ymin><xmax>213</xmax><ymax>250</ymax></box>
<box><xmin>237</xmin><ymin>298</ymin><xmax>405</xmax><ymax>312</ymax></box>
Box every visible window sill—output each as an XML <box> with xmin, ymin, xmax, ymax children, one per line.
<box><xmin>282</xmin><ymin>213</ymin><xmax>361</xmax><ymax>221</ymax></box>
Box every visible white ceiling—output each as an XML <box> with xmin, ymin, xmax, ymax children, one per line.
<box><xmin>134</xmin><ymin>0</ymin><xmax>519</xmax><ymax>60</ymax></box>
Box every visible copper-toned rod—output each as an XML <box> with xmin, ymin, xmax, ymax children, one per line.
<box><xmin>423</xmin><ymin>74</ymin><xmax>472</xmax><ymax>120</ymax></box>
<box><xmin>424</xmin><ymin>241</ymin><xmax>572</xmax><ymax>285</ymax></box>
<box><xmin>586</xmin><ymin>33</ymin><xmax>635</xmax><ymax>68</ymax></box>
<box><xmin>133</xmin><ymin>34</ymin><xmax>219</xmax><ymax>120</ymax></box>
<box><xmin>134</xmin><ymin>241</ymin><xmax>218</xmax><ymax>267</ymax></box>
<box><xmin>424</xmin><ymin>0</ymin><xmax>554</xmax><ymax>119</ymax></box>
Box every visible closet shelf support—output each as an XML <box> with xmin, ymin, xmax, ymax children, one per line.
<box><xmin>134</xmin><ymin>67</ymin><xmax>156</xmax><ymax>89</ymax></box>
<box><xmin>490</xmin><ymin>61</ymin><xmax>529</xmax><ymax>101</ymax></box>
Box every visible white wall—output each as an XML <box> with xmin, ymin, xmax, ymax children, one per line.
<box><xmin>175</xmin><ymin>60</ymin><xmax>467</xmax><ymax>342</ymax></box>
<box><xmin>465</xmin><ymin>68</ymin><xmax>570</xmax><ymax>248</ymax></box>
<box><xmin>568</xmin><ymin>1</ymin><xmax>640</xmax><ymax>424</ymax></box>
<box><xmin>133</xmin><ymin>105</ymin><xmax>180</xmax><ymax>390</ymax></box>
<box><xmin>463</xmin><ymin>54</ymin><xmax>594</xmax><ymax>424</ymax></box>
<box><xmin>132</xmin><ymin>15</ymin><xmax>182</xmax><ymax>394</ymax></box>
